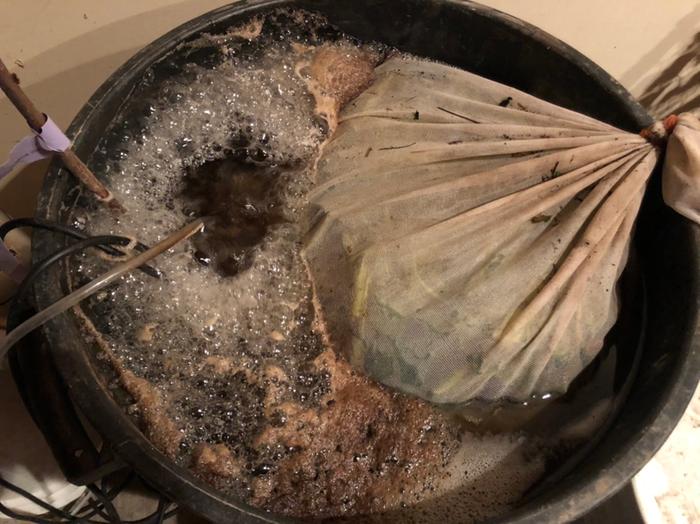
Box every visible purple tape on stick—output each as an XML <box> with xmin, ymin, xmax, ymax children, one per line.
<box><xmin>0</xmin><ymin>116</ymin><xmax>71</xmax><ymax>179</ymax></box>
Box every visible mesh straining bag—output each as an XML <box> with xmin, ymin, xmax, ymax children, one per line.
<box><xmin>302</xmin><ymin>56</ymin><xmax>700</xmax><ymax>405</ymax></box>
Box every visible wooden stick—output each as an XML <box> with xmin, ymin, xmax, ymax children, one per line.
<box><xmin>0</xmin><ymin>57</ymin><xmax>123</xmax><ymax>211</ymax></box>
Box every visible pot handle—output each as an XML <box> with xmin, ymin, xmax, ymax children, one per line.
<box><xmin>7</xmin><ymin>305</ymin><xmax>121</xmax><ymax>485</ymax></box>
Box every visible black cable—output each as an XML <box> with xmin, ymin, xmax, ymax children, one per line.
<box><xmin>0</xmin><ymin>218</ymin><xmax>151</xmax><ymax>253</ymax></box>
<box><xmin>155</xmin><ymin>501</ymin><xmax>168</xmax><ymax>524</ymax></box>
<box><xmin>0</xmin><ymin>471</ymin><xmax>126</xmax><ymax>523</ymax></box>
<box><xmin>0</xmin><ymin>474</ymin><xmax>177</xmax><ymax>524</ymax></box>
<box><xmin>0</xmin><ymin>222</ymin><xmax>178</xmax><ymax>523</ymax></box>
<box><xmin>0</xmin><ymin>218</ymin><xmax>159</xmax><ymax>278</ymax></box>
<box><xmin>0</xmin><ymin>476</ymin><xmax>78</xmax><ymax>521</ymax></box>
<box><xmin>82</xmin><ymin>477</ymin><xmax>177</xmax><ymax>524</ymax></box>
<box><xmin>74</xmin><ymin>473</ymin><xmax>133</xmax><ymax>521</ymax></box>
<box><xmin>0</xmin><ymin>501</ymin><xmax>65</xmax><ymax>524</ymax></box>
<box><xmin>74</xmin><ymin>484</ymin><xmax>115</xmax><ymax>521</ymax></box>
<box><xmin>0</xmin><ymin>498</ymin><xmax>108</xmax><ymax>524</ymax></box>
<box><xmin>0</xmin><ymin>453</ymin><xmax>175</xmax><ymax>524</ymax></box>
<box><xmin>10</xmin><ymin>235</ymin><xmax>130</xmax><ymax>311</ymax></box>
<box><xmin>86</xmin><ymin>484</ymin><xmax>121</xmax><ymax>523</ymax></box>
<box><xmin>73</xmin><ymin>498</ymin><xmax>107</xmax><ymax>521</ymax></box>
<box><xmin>0</xmin><ymin>218</ymin><xmax>86</xmax><ymax>242</ymax></box>
<box><xmin>0</xmin><ymin>452</ymin><xmax>137</xmax><ymax>523</ymax></box>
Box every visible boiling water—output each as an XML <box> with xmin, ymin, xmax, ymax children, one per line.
<box><xmin>67</xmin><ymin>9</ymin><xmax>641</xmax><ymax>522</ymax></box>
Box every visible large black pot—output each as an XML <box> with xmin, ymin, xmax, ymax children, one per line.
<box><xmin>18</xmin><ymin>1</ymin><xmax>700</xmax><ymax>523</ymax></box>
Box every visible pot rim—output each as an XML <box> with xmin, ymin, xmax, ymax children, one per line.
<box><xmin>29</xmin><ymin>1</ymin><xmax>700</xmax><ymax>523</ymax></box>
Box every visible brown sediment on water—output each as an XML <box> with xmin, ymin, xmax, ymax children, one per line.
<box><xmin>192</xmin><ymin>442</ymin><xmax>244</xmax><ymax>480</ymax></box>
<box><xmin>227</xmin><ymin>17</ymin><xmax>264</xmax><ymax>41</ymax></box>
<box><xmin>120</xmin><ymin>370</ymin><xmax>184</xmax><ymax>458</ymax></box>
<box><xmin>71</xmin><ymin>306</ymin><xmax>183</xmax><ymax>459</ymax></box>
<box><xmin>300</xmin><ymin>43</ymin><xmax>384</xmax><ymax>132</ymax></box>
<box><xmin>74</xmin><ymin>273</ymin><xmax>463</xmax><ymax>519</ymax></box>
<box><xmin>247</xmin><ymin>350</ymin><xmax>462</xmax><ymax>518</ymax></box>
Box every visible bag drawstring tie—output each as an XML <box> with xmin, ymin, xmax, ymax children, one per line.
<box><xmin>641</xmin><ymin>114</ymin><xmax>679</xmax><ymax>146</ymax></box>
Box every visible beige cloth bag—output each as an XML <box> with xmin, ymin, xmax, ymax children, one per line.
<box><xmin>303</xmin><ymin>57</ymin><xmax>700</xmax><ymax>404</ymax></box>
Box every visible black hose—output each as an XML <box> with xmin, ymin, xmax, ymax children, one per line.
<box><xmin>11</xmin><ymin>236</ymin><xmax>134</xmax><ymax>311</ymax></box>
<box><xmin>0</xmin><ymin>218</ymin><xmax>150</xmax><ymax>253</ymax></box>
<box><xmin>0</xmin><ymin>476</ymin><xmax>78</xmax><ymax>521</ymax></box>
<box><xmin>0</xmin><ymin>223</ymin><xmax>179</xmax><ymax>523</ymax></box>
<box><xmin>0</xmin><ymin>218</ymin><xmax>159</xmax><ymax>278</ymax></box>
<box><xmin>0</xmin><ymin>475</ymin><xmax>176</xmax><ymax>523</ymax></box>
<box><xmin>86</xmin><ymin>485</ymin><xmax>121</xmax><ymax>523</ymax></box>
<box><xmin>0</xmin><ymin>502</ymin><xmax>73</xmax><ymax>524</ymax></box>
<box><xmin>75</xmin><ymin>473</ymin><xmax>134</xmax><ymax>521</ymax></box>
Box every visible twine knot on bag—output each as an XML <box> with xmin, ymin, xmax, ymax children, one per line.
<box><xmin>640</xmin><ymin>114</ymin><xmax>680</xmax><ymax>146</ymax></box>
